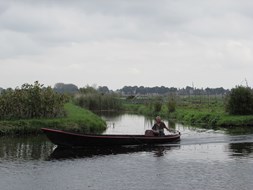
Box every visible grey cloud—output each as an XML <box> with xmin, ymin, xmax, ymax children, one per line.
<box><xmin>1</xmin><ymin>0</ymin><xmax>253</xmax><ymax>89</ymax></box>
<box><xmin>2</xmin><ymin>0</ymin><xmax>253</xmax><ymax>44</ymax></box>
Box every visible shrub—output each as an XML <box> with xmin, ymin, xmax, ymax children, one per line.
<box><xmin>225</xmin><ymin>86</ymin><xmax>253</xmax><ymax>115</ymax></box>
<box><xmin>0</xmin><ymin>81</ymin><xmax>68</xmax><ymax>120</ymax></box>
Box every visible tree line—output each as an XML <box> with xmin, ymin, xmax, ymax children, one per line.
<box><xmin>52</xmin><ymin>83</ymin><xmax>230</xmax><ymax>96</ymax></box>
<box><xmin>0</xmin><ymin>83</ymin><xmax>230</xmax><ymax>95</ymax></box>
<box><xmin>119</xmin><ymin>86</ymin><xmax>229</xmax><ymax>96</ymax></box>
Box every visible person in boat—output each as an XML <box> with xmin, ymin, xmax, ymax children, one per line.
<box><xmin>152</xmin><ymin>116</ymin><xmax>170</xmax><ymax>136</ymax></box>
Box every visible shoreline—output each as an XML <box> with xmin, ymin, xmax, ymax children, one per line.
<box><xmin>169</xmin><ymin>108</ymin><xmax>253</xmax><ymax>128</ymax></box>
<box><xmin>0</xmin><ymin>103</ymin><xmax>107</xmax><ymax>136</ymax></box>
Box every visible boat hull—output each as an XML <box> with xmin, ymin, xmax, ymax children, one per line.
<box><xmin>42</xmin><ymin>128</ymin><xmax>181</xmax><ymax>147</ymax></box>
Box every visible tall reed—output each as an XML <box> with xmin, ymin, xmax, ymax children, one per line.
<box><xmin>74</xmin><ymin>93</ymin><xmax>122</xmax><ymax>111</ymax></box>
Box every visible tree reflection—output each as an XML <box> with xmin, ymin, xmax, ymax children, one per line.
<box><xmin>0</xmin><ymin>135</ymin><xmax>54</xmax><ymax>160</ymax></box>
<box><xmin>228</xmin><ymin>142</ymin><xmax>253</xmax><ymax>157</ymax></box>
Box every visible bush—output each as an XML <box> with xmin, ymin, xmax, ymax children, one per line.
<box><xmin>0</xmin><ymin>81</ymin><xmax>68</xmax><ymax>120</ymax></box>
<box><xmin>226</xmin><ymin>86</ymin><xmax>253</xmax><ymax>115</ymax></box>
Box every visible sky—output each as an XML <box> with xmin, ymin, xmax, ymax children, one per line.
<box><xmin>0</xmin><ymin>0</ymin><xmax>253</xmax><ymax>90</ymax></box>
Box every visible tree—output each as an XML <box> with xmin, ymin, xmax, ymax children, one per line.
<box><xmin>54</xmin><ymin>83</ymin><xmax>79</xmax><ymax>94</ymax></box>
<box><xmin>98</xmin><ymin>86</ymin><xmax>110</xmax><ymax>94</ymax></box>
<box><xmin>226</xmin><ymin>86</ymin><xmax>253</xmax><ymax>115</ymax></box>
<box><xmin>79</xmin><ymin>85</ymin><xmax>98</xmax><ymax>94</ymax></box>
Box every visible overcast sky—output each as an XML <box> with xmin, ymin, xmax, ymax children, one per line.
<box><xmin>1</xmin><ymin>0</ymin><xmax>253</xmax><ymax>90</ymax></box>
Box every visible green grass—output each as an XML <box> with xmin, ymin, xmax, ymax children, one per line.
<box><xmin>169</xmin><ymin>107</ymin><xmax>253</xmax><ymax>128</ymax></box>
<box><xmin>169</xmin><ymin>108</ymin><xmax>221</xmax><ymax>127</ymax></box>
<box><xmin>0</xmin><ymin>103</ymin><xmax>106</xmax><ymax>136</ymax></box>
<box><xmin>216</xmin><ymin>115</ymin><xmax>253</xmax><ymax>127</ymax></box>
<box><xmin>123</xmin><ymin>101</ymin><xmax>253</xmax><ymax>128</ymax></box>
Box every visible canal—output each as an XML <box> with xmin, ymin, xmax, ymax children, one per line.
<box><xmin>0</xmin><ymin>114</ymin><xmax>253</xmax><ymax>190</ymax></box>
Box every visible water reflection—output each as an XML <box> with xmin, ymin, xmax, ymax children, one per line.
<box><xmin>225</xmin><ymin>126</ymin><xmax>253</xmax><ymax>135</ymax></box>
<box><xmin>152</xmin><ymin>146</ymin><xmax>166</xmax><ymax>157</ymax></box>
<box><xmin>228</xmin><ymin>142</ymin><xmax>253</xmax><ymax>157</ymax></box>
<box><xmin>0</xmin><ymin>134</ymin><xmax>181</xmax><ymax>161</ymax></box>
<box><xmin>0</xmin><ymin>136</ymin><xmax>54</xmax><ymax>161</ymax></box>
<box><xmin>49</xmin><ymin>145</ymin><xmax>179</xmax><ymax>160</ymax></box>
<box><xmin>1</xmin><ymin>134</ymin><xmax>252</xmax><ymax>161</ymax></box>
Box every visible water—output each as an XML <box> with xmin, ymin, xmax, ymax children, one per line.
<box><xmin>0</xmin><ymin>114</ymin><xmax>253</xmax><ymax>190</ymax></box>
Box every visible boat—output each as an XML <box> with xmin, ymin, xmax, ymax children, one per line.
<box><xmin>41</xmin><ymin>128</ymin><xmax>181</xmax><ymax>147</ymax></box>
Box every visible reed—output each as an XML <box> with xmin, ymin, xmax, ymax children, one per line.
<box><xmin>74</xmin><ymin>93</ymin><xmax>122</xmax><ymax>111</ymax></box>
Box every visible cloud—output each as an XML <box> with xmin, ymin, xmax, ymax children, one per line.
<box><xmin>1</xmin><ymin>0</ymin><xmax>253</xmax><ymax>89</ymax></box>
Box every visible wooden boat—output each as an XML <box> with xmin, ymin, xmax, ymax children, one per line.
<box><xmin>42</xmin><ymin>128</ymin><xmax>181</xmax><ymax>147</ymax></box>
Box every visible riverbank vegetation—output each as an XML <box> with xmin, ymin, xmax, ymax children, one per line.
<box><xmin>74</xmin><ymin>86</ymin><xmax>122</xmax><ymax>111</ymax></box>
<box><xmin>1</xmin><ymin>81</ymin><xmax>253</xmax><ymax>135</ymax></box>
<box><xmin>0</xmin><ymin>103</ymin><xmax>106</xmax><ymax>136</ymax></box>
<box><xmin>0</xmin><ymin>82</ymin><xmax>106</xmax><ymax>136</ymax></box>
<box><xmin>0</xmin><ymin>81</ymin><xmax>68</xmax><ymax>120</ymax></box>
<box><xmin>122</xmin><ymin>86</ymin><xmax>253</xmax><ymax>128</ymax></box>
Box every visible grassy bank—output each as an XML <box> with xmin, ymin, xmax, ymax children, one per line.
<box><xmin>0</xmin><ymin>103</ymin><xmax>107</xmax><ymax>136</ymax></box>
<box><xmin>123</xmin><ymin>103</ymin><xmax>253</xmax><ymax>128</ymax></box>
<box><xmin>169</xmin><ymin>107</ymin><xmax>253</xmax><ymax>128</ymax></box>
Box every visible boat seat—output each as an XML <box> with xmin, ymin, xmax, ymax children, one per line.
<box><xmin>145</xmin><ymin>130</ymin><xmax>155</xmax><ymax>136</ymax></box>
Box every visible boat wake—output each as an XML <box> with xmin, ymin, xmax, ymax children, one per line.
<box><xmin>177</xmin><ymin>134</ymin><xmax>253</xmax><ymax>146</ymax></box>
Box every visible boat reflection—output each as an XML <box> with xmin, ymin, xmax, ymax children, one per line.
<box><xmin>49</xmin><ymin>144</ymin><xmax>180</xmax><ymax>160</ymax></box>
